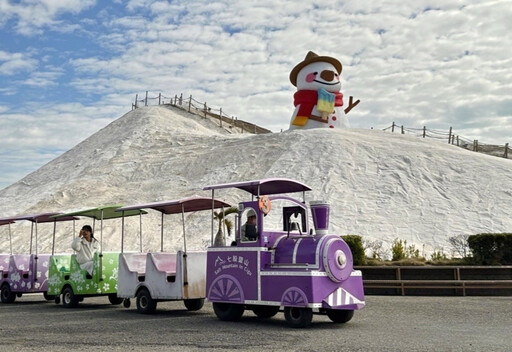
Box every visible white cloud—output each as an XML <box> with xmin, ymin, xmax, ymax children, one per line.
<box><xmin>22</xmin><ymin>67</ymin><xmax>63</xmax><ymax>86</ymax></box>
<box><xmin>0</xmin><ymin>0</ymin><xmax>96</xmax><ymax>35</ymax></box>
<box><xmin>0</xmin><ymin>50</ymin><xmax>37</xmax><ymax>75</ymax></box>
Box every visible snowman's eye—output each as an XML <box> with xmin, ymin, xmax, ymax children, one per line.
<box><xmin>313</xmin><ymin>72</ymin><xmax>318</xmax><ymax>75</ymax></box>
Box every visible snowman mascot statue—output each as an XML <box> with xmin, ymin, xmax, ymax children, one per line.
<box><xmin>288</xmin><ymin>51</ymin><xmax>359</xmax><ymax>130</ymax></box>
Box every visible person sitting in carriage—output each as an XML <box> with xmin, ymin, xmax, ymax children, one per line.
<box><xmin>71</xmin><ymin>225</ymin><xmax>99</xmax><ymax>275</ymax></box>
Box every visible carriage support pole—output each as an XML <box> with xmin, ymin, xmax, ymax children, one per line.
<box><xmin>9</xmin><ymin>223</ymin><xmax>13</xmax><ymax>255</ymax></box>
<box><xmin>210</xmin><ymin>190</ymin><xmax>215</xmax><ymax>245</ymax></box>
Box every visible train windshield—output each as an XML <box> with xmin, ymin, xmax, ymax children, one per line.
<box><xmin>262</xmin><ymin>198</ymin><xmax>308</xmax><ymax>235</ymax></box>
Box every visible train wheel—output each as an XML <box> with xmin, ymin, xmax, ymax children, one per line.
<box><xmin>209</xmin><ymin>276</ymin><xmax>244</xmax><ymax>302</ymax></box>
<box><xmin>62</xmin><ymin>287</ymin><xmax>79</xmax><ymax>308</ymax></box>
<box><xmin>1</xmin><ymin>284</ymin><xmax>16</xmax><ymax>303</ymax></box>
<box><xmin>212</xmin><ymin>302</ymin><xmax>244</xmax><ymax>321</ymax></box>
<box><xmin>284</xmin><ymin>307</ymin><xmax>313</xmax><ymax>328</ymax></box>
<box><xmin>252</xmin><ymin>306</ymin><xmax>280</xmax><ymax>318</ymax></box>
<box><xmin>43</xmin><ymin>292</ymin><xmax>56</xmax><ymax>301</ymax></box>
<box><xmin>326</xmin><ymin>309</ymin><xmax>354</xmax><ymax>323</ymax></box>
<box><xmin>184</xmin><ymin>298</ymin><xmax>204</xmax><ymax>311</ymax></box>
<box><xmin>136</xmin><ymin>288</ymin><xmax>156</xmax><ymax>314</ymax></box>
<box><xmin>108</xmin><ymin>293</ymin><xmax>123</xmax><ymax>305</ymax></box>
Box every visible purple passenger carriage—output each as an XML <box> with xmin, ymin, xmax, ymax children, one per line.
<box><xmin>204</xmin><ymin>178</ymin><xmax>365</xmax><ymax>328</ymax></box>
<box><xmin>0</xmin><ymin>213</ymin><xmax>75</xmax><ymax>303</ymax></box>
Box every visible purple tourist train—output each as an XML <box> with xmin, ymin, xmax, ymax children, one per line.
<box><xmin>204</xmin><ymin>178</ymin><xmax>365</xmax><ymax>328</ymax></box>
<box><xmin>0</xmin><ymin>178</ymin><xmax>364</xmax><ymax>328</ymax></box>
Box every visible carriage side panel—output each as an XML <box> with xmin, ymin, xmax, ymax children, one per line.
<box><xmin>183</xmin><ymin>251</ymin><xmax>207</xmax><ymax>299</ymax></box>
<box><xmin>117</xmin><ymin>252</ymin><xmax>147</xmax><ymax>298</ymax></box>
<box><xmin>144</xmin><ymin>252</ymin><xmax>182</xmax><ymax>299</ymax></box>
<box><xmin>47</xmin><ymin>254</ymin><xmax>72</xmax><ymax>295</ymax></box>
<box><xmin>0</xmin><ymin>254</ymin><xmax>10</xmax><ymax>286</ymax></box>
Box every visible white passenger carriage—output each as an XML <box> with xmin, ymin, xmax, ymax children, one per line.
<box><xmin>117</xmin><ymin>196</ymin><xmax>231</xmax><ymax>314</ymax></box>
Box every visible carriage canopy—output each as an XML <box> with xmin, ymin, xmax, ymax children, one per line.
<box><xmin>203</xmin><ymin>178</ymin><xmax>311</xmax><ymax>196</ymax></box>
<box><xmin>116</xmin><ymin>196</ymin><xmax>231</xmax><ymax>214</ymax></box>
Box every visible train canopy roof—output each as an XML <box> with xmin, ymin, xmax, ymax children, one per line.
<box><xmin>117</xmin><ymin>196</ymin><xmax>231</xmax><ymax>214</ymax></box>
<box><xmin>203</xmin><ymin>178</ymin><xmax>312</xmax><ymax>196</ymax></box>
<box><xmin>51</xmin><ymin>205</ymin><xmax>146</xmax><ymax>220</ymax></box>
<box><xmin>0</xmin><ymin>219</ymin><xmax>14</xmax><ymax>226</ymax></box>
<box><xmin>0</xmin><ymin>212</ymin><xmax>78</xmax><ymax>224</ymax></box>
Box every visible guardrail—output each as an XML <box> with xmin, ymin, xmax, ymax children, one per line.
<box><xmin>383</xmin><ymin>122</ymin><xmax>510</xmax><ymax>159</ymax></box>
<box><xmin>131</xmin><ymin>91</ymin><xmax>271</xmax><ymax>134</ymax></box>
<box><xmin>355</xmin><ymin>265</ymin><xmax>512</xmax><ymax>296</ymax></box>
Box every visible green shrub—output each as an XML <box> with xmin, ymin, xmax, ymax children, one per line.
<box><xmin>391</xmin><ymin>238</ymin><xmax>405</xmax><ymax>261</ymax></box>
<box><xmin>406</xmin><ymin>243</ymin><xmax>420</xmax><ymax>259</ymax></box>
<box><xmin>467</xmin><ymin>233</ymin><xmax>512</xmax><ymax>265</ymax></box>
<box><xmin>430</xmin><ymin>250</ymin><xmax>447</xmax><ymax>261</ymax></box>
<box><xmin>342</xmin><ymin>235</ymin><xmax>365</xmax><ymax>266</ymax></box>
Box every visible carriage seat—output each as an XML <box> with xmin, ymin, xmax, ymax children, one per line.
<box><xmin>150</xmin><ymin>252</ymin><xmax>177</xmax><ymax>283</ymax></box>
<box><xmin>123</xmin><ymin>253</ymin><xmax>147</xmax><ymax>282</ymax></box>
<box><xmin>12</xmin><ymin>254</ymin><xmax>32</xmax><ymax>279</ymax></box>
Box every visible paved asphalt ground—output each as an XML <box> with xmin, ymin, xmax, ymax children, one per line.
<box><xmin>0</xmin><ymin>294</ymin><xmax>510</xmax><ymax>351</ymax></box>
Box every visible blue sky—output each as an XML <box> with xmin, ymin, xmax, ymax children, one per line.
<box><xmin>1</xmin><ymin>0</ymin><xmax>511</xmax><ymax>189</ymax></box>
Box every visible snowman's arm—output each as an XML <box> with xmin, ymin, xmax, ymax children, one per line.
<box><xmin>344</xmin><ymin>96</ymin><xmax>360</xmax><ymax>114</ymax></box>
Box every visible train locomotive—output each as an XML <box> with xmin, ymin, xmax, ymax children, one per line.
<box><xmin>204</xmin><ymin>178</ymin><xmax>365</xmax><ymax>328</ymax></box>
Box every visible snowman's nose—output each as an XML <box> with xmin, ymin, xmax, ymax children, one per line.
<box><xmin>320</xmin><ymin>70</ymin><xmax>335</xmax><ymax>81</ymax></box>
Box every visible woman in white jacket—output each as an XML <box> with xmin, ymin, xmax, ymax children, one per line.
<box><xmin>71</xmin><ymin>225</ymin><xmax>100</xmax><ymax>275</ymax></box>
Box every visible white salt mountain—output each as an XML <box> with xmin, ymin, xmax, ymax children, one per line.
<box><xmin>1</xmin><ymin>105</ymin><xmax>511</xmax><ymax>258</ymax></box>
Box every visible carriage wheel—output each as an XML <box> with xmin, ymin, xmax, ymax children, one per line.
<box><xmin>326</xmin><ymin>309</ymin><xmax>354</xmax><ymax>323</ymax></box>
<box><xmin>108</xmin><ymin>293</ymin><xmax>124</xmax><ymax>305</ymax></box>
<box><xmin>284</xmin><ymin>307</ymin><xmax>313</xmax><ymax>328</ymax></box>
<box><xmin>184</xmin><ymin>298</ymin><xmax>204</xmax><ymax>311</ymax></box>
<box><xmin>212</xmin><ymin>302</ymin><xmax>245</xmax><ymax>321</ymax></box>
<box><xmin>62</xmin><ymin>287</ymin><xmax>79</xmax><ymax>308</ymax></box>
<box><xmin>1</xmin><ymin>284</ymin><xmax>16</xmax><ymax>303</ymax></box>
<box><xmin>136</xmin><ymin>288</ymin><xmax>156</xmax><ymax>314</ymax></box>
<box><xmin>252</xmin><ymin>306</ymin><xmax>280</xmax><ymax>318</ymax></box>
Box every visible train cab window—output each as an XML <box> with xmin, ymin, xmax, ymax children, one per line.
<box><xmin>241</xmin><ymin>208</ymin><xmax>258</xmax><ymax>242</ymax></box>
<box><xmin>257</xmin><ymin>200</ymin><xmax>308</xmax><ymax>235</ymax></box>
<box><xmin>283</xmin><ymin>206</ymin><xmax>307</xmax><ymax>234</ymax></box>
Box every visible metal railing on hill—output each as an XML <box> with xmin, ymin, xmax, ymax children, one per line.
<box><xmin>384</xmin><ymin>122</ymin><xmax>510</xmax><ymax>159</ymax></box>
<box><xmin>131</xmin><ymin>91</ymin><xmax>271</xmax><ymax>135</ymax></box>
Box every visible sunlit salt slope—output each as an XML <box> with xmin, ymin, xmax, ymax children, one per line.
<box><xmin>1</xmin><ymin>105</ymin><xmax>511</xmax><ymax>257</ymax></box>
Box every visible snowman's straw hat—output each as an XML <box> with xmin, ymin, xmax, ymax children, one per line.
<box><xmin>289</xmin><ymin>51</ymin><xmax>342</xmax><ymax>87</ymax></box>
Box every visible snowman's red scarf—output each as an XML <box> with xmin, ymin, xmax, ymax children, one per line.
<box><xmin>293</xmin><ymin>90</ymin><xmax>344</xmax><ymax>119</ymax></box>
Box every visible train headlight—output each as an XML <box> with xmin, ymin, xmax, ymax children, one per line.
<box><xmin>323</xmin><ymin>238</ymin><xmax>353</xmax><ymax>283</ymax></box>
<box><xmin>335</xmin><ymin>250</ymin><xmax>347</xmax><ymax>268</ymax></box>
